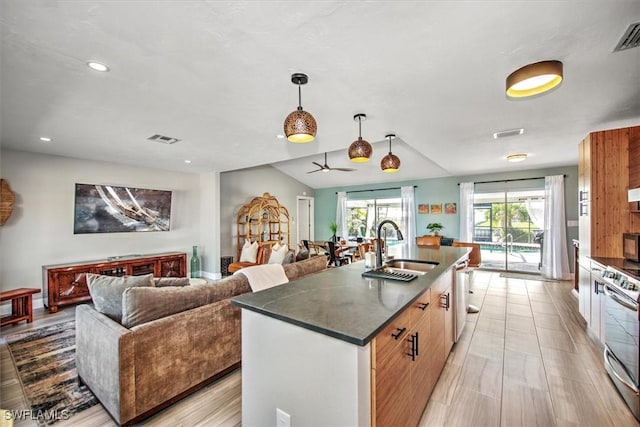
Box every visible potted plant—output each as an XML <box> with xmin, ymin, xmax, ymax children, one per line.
<box><xmin>329</xmin><ymin>221</ymin><xmax>338</xmax><ymax>242</ymax></box>
<box><xmin>426</xmin><ymin>222</ymin><xmax>444</xmax><ymax>236</ymax></box>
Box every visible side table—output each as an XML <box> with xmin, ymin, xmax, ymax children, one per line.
<box><xmin>0</xmin><ymin>288</ymin><xmax>41</xmax><ymax>326</ymax></box>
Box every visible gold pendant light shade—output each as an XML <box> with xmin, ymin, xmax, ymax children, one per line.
<box><xmin>506</xmin><ymin>60</ymin><xmax>563</xmax><ymax>98</ymax></box>
<box><xmin>381</xmin><ymin>133</ymin><xmax>400</xmax><ymax>173</ymax></box>
<box><xmin>348</xmin><ymin>113</ymin><xmax>372</xmax><ymax>162</ymax></box>
<box><xmin>284</xmin><ymin>73</ymin><xmax>317</xmax><ymax>143</ymax></box>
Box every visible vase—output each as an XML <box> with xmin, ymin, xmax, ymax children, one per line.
<box><xmin>190</xmin><ymin>246</ymin><xmax>201</xmax><ymax>278</ymax></box>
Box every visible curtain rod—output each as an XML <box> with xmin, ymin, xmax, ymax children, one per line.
<box><xmin>336</xmin><ymin>185</ymin><xmax>417</xmax><ymax>195</ymax></box>
<box><xmin>458</xmin><ymin>175</ymin><xmax>566</xmax><ymax>186</ymax></box>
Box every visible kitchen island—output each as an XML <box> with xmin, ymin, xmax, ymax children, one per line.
<box><xmin>232</xmin><ymin>244</ymin><xmax>469</xmax><ymax>427</ymax></box>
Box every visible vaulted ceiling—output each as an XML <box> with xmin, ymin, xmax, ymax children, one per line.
<box><xmin>1</xmin><ymin>1</ymin><xmax>639</xmax><ymax>188</ymax></box>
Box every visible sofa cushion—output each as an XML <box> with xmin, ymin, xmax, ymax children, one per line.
<box><xmin>268</xmin><ymin>243</ymin><xmax>288</xmax><ymax>264</ymax></box>
<box><xmin>121</xmin><ymin>274</ymin><xmax>251</xmax><ymax>328</ymax></box>
<box><xmin>86</xmin><ymin>273</ymin><xmax>154</xmax><ymax>322</ymax></box>
<box><xmin>239</xmin><ymin>240</ymin><xmax>259</xmax><ymax>263</ymax></box>
<box><xmin>153</xmin><ymin>277</ymin><xmax>190</xmax><ymax>287</ymax></box>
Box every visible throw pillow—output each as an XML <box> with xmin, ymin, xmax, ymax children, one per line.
<box><xmin>240</xmin><ymin>240</ymin><xmax>259</xmax><ymax>263</ymax></box>
<box><xmin>282</xmin><ymin>249</ymin><xmax>295</xmax><ymax>264</ymax></box>
<box><xmin>296</xmin><ymin>247</ymin><xmax>310</xmax><ymax>261</ymax></box>
<box><xmin>86</xmin><ymin>273</ymin><xmax>154</xmax><ymax>322</ymax></box>
<box><xmin>268</xmin><ymin>243</ymin><xmax>288</xmax><ymax>264</ymax></box>
<box><xmin>153</xmin><ymin>277</ymin><xmax>190</xmax><ymax>287</ymax></box>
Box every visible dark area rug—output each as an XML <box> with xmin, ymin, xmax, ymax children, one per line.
<box><xmin>4</xmin><ymin>320</ymin><xmax>98</xmax><ymax>426</ymax></box>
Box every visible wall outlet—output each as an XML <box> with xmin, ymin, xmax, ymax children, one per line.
<box><xmin>276</xmin><ymin>408</ymin><xmax>291</xmax><ymax>427</ymax></box>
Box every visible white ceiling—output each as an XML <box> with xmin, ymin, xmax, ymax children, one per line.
<box><xmin>1</xmin><ymin>1</ymin><xmax>639</xmax><ymax>189</ymax></box>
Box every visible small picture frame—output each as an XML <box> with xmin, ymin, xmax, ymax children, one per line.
<box><xmin>430</xmin><ymin>203</ymin><xmax>442</xmax><ymax>214</ymax></box>
<box><xmin>418</xmin><ymin>204</ymin><xmax>429</xmax><ymax>214</ymax></box>
<box><xmin>445</xmin><ymin>202</ymin><xmax>457</xmax><ymax>214</ymax></box>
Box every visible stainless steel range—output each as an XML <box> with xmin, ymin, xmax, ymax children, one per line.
<box><xmin>601</xmin><ymin>266</ymin><xmax>640</xmax><ymax>420</ymax></box>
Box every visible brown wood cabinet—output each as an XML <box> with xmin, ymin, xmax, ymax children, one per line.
<box><xmin>578</xmin><ymin>126</ymin><xmax>640</xmax><ymax>259</ymax></box>
<box><xmin>42</xmin><ymin>252</ymin><xmax>186</xmax><ymax>313</ymax></box>
<box><xmin>371</xmin><ymin>269</ymin><xmax>455</xmax><ymax>427</ymax></box>
<box><xmin>630</xmin><ymin>127</ymin><xmax>640</xmax><ymax>212</ymax></box>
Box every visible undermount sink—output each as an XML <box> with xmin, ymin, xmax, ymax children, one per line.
<box><xmin>361</xmin><ymin>259</ymin><xmax>439</xmax><ymax>282</ymax></box>
<box><xmin>384</xmin><ymin>259</ymin><xmax>439</xmax><ymax>273</ymax></box>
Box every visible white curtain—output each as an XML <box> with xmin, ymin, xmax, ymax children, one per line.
<box><xmin>542</xmin><ymin>175</ymin><xmax>571</xmax><ymax>280</ymax></box>
<box><xmin>459</xmin><ymin>182</ymin><xmax>474</xmax><ymax>242</ymax></box>
<box><xmin>401</xmin><ymin>186</ymin><xmax>416</xmax><ymax>246</ymax></box>
<box><xmin>336</xmin><ymin>191</ymin><xmax>348</xmax><ymax>240</ymax></box>
<box><xmin>525</xmin><ymin>199</ymin><xmax>545</xmax><ymax>230</ymax></box>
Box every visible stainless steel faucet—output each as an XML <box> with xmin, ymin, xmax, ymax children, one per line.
<box><xmin>376</xmin><ymin>220</ymin><xmax>404</xmax><ymax>268</ymax></box>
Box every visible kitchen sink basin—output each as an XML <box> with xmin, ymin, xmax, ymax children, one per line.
<box><xmin>384</xmin><ymin>259</ymin><xmax>439</xmax><ymax>273</ymax></box>
<box><xmin>361</xmin><ymin>259</ymin><xmax>439</xmax><ymax>282</ymax></box>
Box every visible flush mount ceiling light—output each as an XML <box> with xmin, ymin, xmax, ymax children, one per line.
<box><xmin>86</xmin><ymin>61</ymin><xmax>110</xmax><ymax>72</ymax></box>
<box><xmin>506</xmin><ymin>60</ymin><xmax>563</xmax><ymax>98</ymax></box>
<box><xmin>283</xmin><ymin>73</ymin><xmax>317</xmax><ymax>143</ymax></box>
<box><xmin>380</xmin><ymin>134</ymin><xmax>401</xmax><ymax>173</ymax></box>
<box><xmin>348</xmin><ymin>113</ymin><xmax>373</xmax><ymax>163</ymax></box>
<box><xmin>506</xmin><ymin>153</ymin><xmax>528</xmax><ymax>162</ymax></box>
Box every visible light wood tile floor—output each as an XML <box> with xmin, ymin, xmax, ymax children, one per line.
<box><xmin>1</xmin><ymin>271</ymin><xmax>639</xmax><ymax>426</ymax></box>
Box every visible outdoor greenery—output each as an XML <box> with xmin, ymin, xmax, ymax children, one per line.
<box><xmin>475</xmin><ymin>202</ymin><xmax>539</xmax><ymax>243</ymax></box>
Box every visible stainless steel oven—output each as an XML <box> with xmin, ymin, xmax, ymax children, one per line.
<box><xmin>601</xmin><ymin>267</ymin><xmax>640</xmax><ymax>420</ymax></box>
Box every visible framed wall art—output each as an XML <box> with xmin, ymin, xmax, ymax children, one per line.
<box><xmin>74</xmin><ymin>183</ymin><xmax>172</xmax><ymax>234</ymax></box>
<box><xmin>430</xmin><ymin>203</ymin><xmax>442</xmax><ymax>214</ymax></box>
<box><xmin>445</xmin><ymin>202</ymin><xmax>457</xmax><ymax>214</ymax></box>
<box><xmin>418</xmin><ymin>204</ymin><xmax>429</xmax><ymax>214</ymax></box>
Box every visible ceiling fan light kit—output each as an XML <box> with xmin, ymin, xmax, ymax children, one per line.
<box><xmin>381</xmin><ymin>133</ymin><xmax>401</xmax><ymax>173</ymax></box>
<box><xmin>284</xmin><ymin>73</ymin><xmax>317</xmax><ymax>143</ymax></box>
<box><xmin>348</xmin><ymin>113</ymin><xmax>373</xmax><ymax>163</ymax></box>
<box><xmin>506</xmin><ymin>60</ymin><xmax>563</xmax><ymax>98</ymax></box>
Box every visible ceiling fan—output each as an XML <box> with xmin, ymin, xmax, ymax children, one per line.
<box><xmin>307</xmin><ymin>152</ymin><xmax>356</xmax><ymax>174</ymax></box>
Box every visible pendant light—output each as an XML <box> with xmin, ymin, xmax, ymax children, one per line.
<box><xmin>380</xmin><ymin>134</ymin><xmax>400</xmax><ymax>173</ymax></box>
<box><xmin>506</xmin><ymin>60</ymin><xmax>563</xmax><ymax>98</ymax></box>
<box><xmin>348</xmin><ymin>113</ymin><xmax>372</xmax><ymax>163</ymax></box>
<box><xmin>283</xmin><ymin>73</ymin><xmax>317</xmax><ymax>143</ymax></box>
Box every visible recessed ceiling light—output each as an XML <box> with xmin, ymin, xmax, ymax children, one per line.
<box><xmin>39</xmin><ymin>137</ymin><xmax>53</xmax><ymax>142</ymax></box>
<box><xmin>493</xmin><ymin>128</ymin><xmax>524</xmax><ymax>139</ymax></box>
<box><xmin>86</xmin><ymin>61</ymin><xmax>110</xmax><ymax>72</ymax></box>
<box><xmin>184</xmin><ymin>160</ymin><xmax>192</xmax><ymax>164</ymax></box>
<box><xmin>276</xmin><ymin>134</ymin><xmax>285</xmax><ymax>139</ymax></box>
<box><xmin>506</xmin><ymin>153</ymin><xmax>528</xmax><ymax>162</ymax></box>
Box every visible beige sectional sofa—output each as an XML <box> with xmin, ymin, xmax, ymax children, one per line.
<box><xmin>75</xmin><ymin>255</ymin><xmax>327</xmax><ymax>426</ymax></box>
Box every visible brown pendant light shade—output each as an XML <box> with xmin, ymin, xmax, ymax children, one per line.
<box><xmin>348</xmin><ymin>113</ymin><xmax>372</xmax><ymax>163</ymax></box>
<box><xmin>284</xmin><ymin>73</ymin><xmax>317</xmax><ymax>143</ymax></box>
<box><xmin>381</xmin><ymin>134</ymin><xmax>400</xmax><ymax>173</ymax></box>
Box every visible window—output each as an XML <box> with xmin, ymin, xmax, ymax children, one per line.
<box><xmin>345</xmin><ymin>197</ymin><xmax>403</xmax><ymax>241</ymax></box>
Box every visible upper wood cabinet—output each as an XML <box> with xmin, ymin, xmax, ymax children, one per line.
<box><xmin>578</xmin><ymin>126</ymin><xmax>640</xmax><ymax>259</ymax></box>
<box><xmin>629</xmin><ymin>127</ymin><xmax>640</xmax><ymax>212</ymax></box>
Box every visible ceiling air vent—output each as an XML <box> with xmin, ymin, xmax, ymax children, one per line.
<box><xmin>614</xmin><ymin>22</ymin><xmax>640</xmax><ymax>52</ymax></box>
<box><xmin>493</xmin><ymin>128</ymin><xmax>524</xmax><ymax>139</ymax></box>
<box><xmin>147</xmin><ymin>134</ymin><xmax>180</xmax><ymax>144</ymax></box>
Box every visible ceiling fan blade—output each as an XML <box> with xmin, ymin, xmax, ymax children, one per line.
<box><xmin>332</xmin><ymin>168</ymin><xmax>357</xmax><ymax>172</ymax></box>
<box><xmin>312</xmin><ymin>161</ymin><xmax>323</xmax><ymax>168</ymax></box>
<box><xmin>307</xmin><ymin>169</ymin><xmax>322</xmax><ymax>174</ymax></box>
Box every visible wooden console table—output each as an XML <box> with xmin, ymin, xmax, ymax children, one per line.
<box><xmin>0</xmin><ymin>288</ymin><xmax>41</xmax><ymax>326</ymax></box>
<box><xmin>42</xmin><ymin>252</ymin><xmax>186</xmax><ymax>313</ymax></box>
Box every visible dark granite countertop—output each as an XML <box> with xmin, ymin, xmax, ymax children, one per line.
<box><xmin>231</xmin><ymin>245</ymin><xmax>470</xmax><ymax>346</ymax></box>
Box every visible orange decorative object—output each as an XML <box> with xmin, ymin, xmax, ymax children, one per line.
<box><xmin>0</xmin><ymin>179</ymin><xmax>16</xmax><ymax>225</ymax></box>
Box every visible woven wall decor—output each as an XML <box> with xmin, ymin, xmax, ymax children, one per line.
<box><xmin>0</xmin><ymin>179</ymin><xmax>16</xmax><ymax>225</ymax></box>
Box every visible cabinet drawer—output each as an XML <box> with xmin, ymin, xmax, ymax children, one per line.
<box><xmin>375</xmin><ymin>307</ymin><xmax>412</xmax><ymax>365</ymax></box>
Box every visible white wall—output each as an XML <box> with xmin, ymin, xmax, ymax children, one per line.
<box><xmin>219</xmin><ymin>165</ymin><xmax>314</xmax><ymax>260</ymax></box>
<box><xmin>0</xmin><ymin>149</ymin><xmax>218</xmax><ymax>309</ymax></box>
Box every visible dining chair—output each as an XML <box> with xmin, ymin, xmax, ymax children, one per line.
<box><xmin>452</xmin><ymin>241</ymin><xmax>482</xmax><ymax>313</ymax></box>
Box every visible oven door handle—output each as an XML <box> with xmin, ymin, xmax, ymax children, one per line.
<box><xmin>603</xmin><ymin>284</ymin><xmax>639</xmax><ymax>312</ymax></box>
<box><xmin>604</xmin><ymin>346</ymin><xmax>640</xmax><ymax>396</ymax></box>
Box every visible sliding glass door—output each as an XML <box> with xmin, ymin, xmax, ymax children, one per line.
<box><xmin>473</xmin><ymin>180</ymin><xmax>545</xmax><ymax>273</ymax></box>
